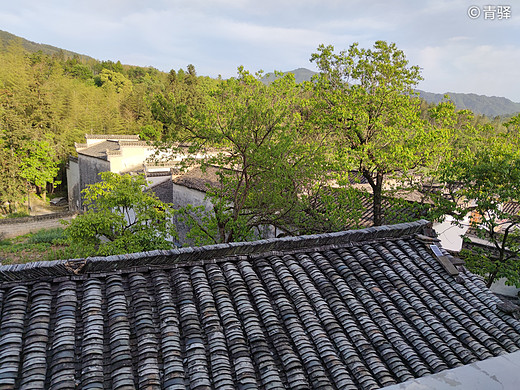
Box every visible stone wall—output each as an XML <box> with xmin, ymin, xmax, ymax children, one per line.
<box><xmin>0</xmin><ymin>212</ymin><xmax>77</xmax><ymax>239</ymax></box>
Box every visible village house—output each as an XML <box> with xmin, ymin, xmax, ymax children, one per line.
<box><xmin>66</xmin><ymin>134</ymin><xmax>205</xmax><ymax>211</ymax></box>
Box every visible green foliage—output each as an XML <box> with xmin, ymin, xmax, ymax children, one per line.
<box><xmin>506</xmin><ymin>113</ymin><xmax>520</xmax><ymax>135</ymax></box>
<box><xmin>18</xmin><ymin>139</ymin><xmax>60</xmax><ymax>189</ymax></box>
<box><xmin>0</xmin><ymin>228</ymin><xmax>86</xmax><ymax>264</ymax></box>
<box><xmin>139</xmin><ymin>124</ymin><xmax>161</xmax><ymax>141</ymax></box>
<box><xmin>27</xmin><ymin>227</ymin><xmax>65</xmax><ymax>244</ymax></box>
<box><xmin>150</xmin><ymin>64</ymin><xmax>208</xmax><ymax>141</ymax></box>
<box><xmin>4</xmin><ymin>211</ymin><xmax>29</xmax><ymax>218</ymax></box>
<box><xmin>310</xmin><ymin>41</ymin><xmax>448</xmax><ymax>225</ymax></box>
<box><xmin>96</xmin><ymin>69</ymin><xmax>133</xmax><ymax>93</ymax></box>
<box><xmin>63</xmin><ymin>58</ymin><xmax>94</xmax><ymax>80</ymax></box>
<box><xmin>0</xmin><ymin>147</ymin><xmax>27</xmax><ymax>213</ymax></box>
<box><xmin>0</xmin><ymin>39</ymin><xmax>175</xmax><ymax>211</ymax></box>
<box><xmin>438</xmin><ymin>138</ymin><xmax>520</xmax><ymax>287</ymax></box>
<box><xmin>64</xmin><ymin>172</ymin><xmax>177</xmax><ymax>256</ymax></box>
<box><xmin>0</xmin><ymin>39</ymin><xmax>169</xmax><ymax>155</ymax></box>
<box><xmin>162</xmin><ymin>67</ymin><xmax>328</xmax><ymax>243</ymax></box>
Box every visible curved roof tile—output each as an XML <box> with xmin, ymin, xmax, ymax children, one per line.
<box><xmin>1</xmin><ymin>220</ymin><xmax>519</xmax><ymax>389</ymax></box>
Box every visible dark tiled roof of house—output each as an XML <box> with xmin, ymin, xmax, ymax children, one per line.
<box><xmin>76</xmin><ymin>140</ymin><xmax>121</xmax><ymax>160</ymax></box>
<box><xmin>502</xmin><ymin>201</ymin><xmax>520</xmax><ymax>216</ymax></box>
<box><xmin>172</xmin><ymin>166</ymin><xmax>221</xmax><ymax>192</ymax></box>
<box><xmin>356</xmin><ymin>191</ymin><xmax>429</xmax><ymax>227</ymax></box>
<box><xmin>148</xmin><ymin>178</ymin><xmax>174</xmax><ymax>204</ymax></box>
<box><xmin>85</xmin><ymin>134</ymin><xmax>140</xmax><ymax>140</ymax></box>
<box><xmin>301</xmin><ymin>188</ymin><xmax>430</xmax><ymax>234</ymax></box>
<box><xmin>1</xmin><ymin>220</ymin><xmax>520</xmax><ymax>389</ymax></box>
<box><xmin>345</xmin><ymin>170</ymin><xmax>369</xmax><ymax>185</ymax></box>
<box><xmin>77</xmin><ymin>139</ymin><xmax>150</xmax><ymax>160</ymax></box>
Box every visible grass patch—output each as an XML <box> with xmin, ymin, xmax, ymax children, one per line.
<box><xmin>3</xmin><ymin>211</ymin><xmax>30</xmax><ymax>219</ymax></box>
<box><xmin>27</xmin><ymin>227</ymin><xmax>65</xmax><ymax>244</ymax></box>
<box><xmin>0</xmin><ymin>227</ymin><xmax>76</xmax><ymax>265</ymax></box>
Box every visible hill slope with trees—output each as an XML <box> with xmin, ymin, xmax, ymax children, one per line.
<box><xmin>417</xmin><ymin>90</ymin><xmax>520</xmax><ymax>118</ymax></box>
<box><xmin>0</xmin><ymin>34</ymin><xmax>212</xmax><ymax>212</ymax></box>
<box><xmin>0</xmin><ymin>30</ymin><xmax>94</xmax><ymax>62</ymax></box>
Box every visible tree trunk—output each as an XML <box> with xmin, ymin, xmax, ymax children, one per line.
<box><xmin>361</xmin><ymin>169</ymin><xmax>385</xmax><ymax>227</ymax></box>
<box><xmin>27</xmin><ymin>186</ymin><xmax>31</xmax><ymax>213</ymax></box>
<box><xmin>486</xmin><ymin>267</ymin><xmax>500</xmax><ymax>289</ymax></box>
<box><xmin>373</xmin><ymin>172</ymin><xmax>384</xmax><ymax>226</ymax></box>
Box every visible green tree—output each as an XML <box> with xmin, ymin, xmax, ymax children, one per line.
<box><xmin>506</xmin><ymin>113</ymin><xmax>520</xmax><ymax>135</ymax></box>
<box><xmin>438</xmin><ymin>139</ymin><xmax>520</xmax><ymax>287</ymax></box>
<box><xmin>169</xmin><ymin>68</ymin><xmax>326</xmax><ymax>244</ymax></box>
<box><xmin>310</xmin><ymin>41</ymin><xmax>447</xmax><ymax>225</ymax></box>
<box><xmin>96</xmin><ymin>69</ymin><xmax>133</xmax><ymax>93</ymax></box>
<box><xmin>150</xmin><ymin>65</ymin><xmax>209</xmax><ymax>141</ymax></box>
<box><xmin>18</xmin><ymin>139</ymin><xmax>60</xmax><ymax>200</ymax></box>
<box><xmin>0</xmin><ymin>146</ymin><xmax>25</xmax><ymax>213</ymax></box>
<box><xmin>64</xmin><ymin>172</ymin><xmax>177</xmax><ymax>255</ymax></box>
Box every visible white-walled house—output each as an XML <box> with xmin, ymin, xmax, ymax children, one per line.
<box><xmin>66</xmin><ymin>134</ymin><xmax>195</xmax><ymax>210</ymax></box>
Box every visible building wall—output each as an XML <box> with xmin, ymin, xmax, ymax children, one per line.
<box><xmin>109</xmin><ymin>147</ymin><xmax>149</xmax><ymax>173</ymax></box>
<box><xmin>78</xmin><ymin>155</ymin><xmax>110</xmax><ymax>209</ymax></box>
<box><xmin>66</xmin><ymin>157</ymin><xmax>80</xmax><ymax>211</ymax></box>
<box><xmin>171</xmin><ymin>184</ymin><xmax>213</xmax><ymax>245</ymax></box>
<box><xmin>433</xmin><ymin>214</ymin><xmax>470</xmax><ymax>252</ymax></box>
<box><xmin>170</xmin><ymin>183</ymin><xmax>280</xmax><ymax>245</ymax></box>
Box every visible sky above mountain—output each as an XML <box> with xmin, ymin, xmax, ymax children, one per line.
<box><xmin>2</xmin><ymin>0</ymin><xmax>519</xmax><ymax>101</ymax></box>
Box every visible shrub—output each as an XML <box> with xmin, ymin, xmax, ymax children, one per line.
<box><xmin>27</xmin><ymin>228</ymin><xmax>65</xmax><ymax>244</ymax></box>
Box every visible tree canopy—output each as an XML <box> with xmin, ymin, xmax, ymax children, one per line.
<box><xmin>310</xmin><ymin>41</ymin><xmax>449</xmax><ymax>225</ymax></box>
<box><xmin>64</xmin><ymin>172</ymin><xmax>177</xmax><ymax>256</ymax></box>
<box><xmin>437</xmin><ymin>138</ymin><xmax>520</xmax><ymax>287</ymax></box>
<box><xmin>170</xmin><ymin>68</ymin><xmax>328</xmax><ymax>244</ymax></box>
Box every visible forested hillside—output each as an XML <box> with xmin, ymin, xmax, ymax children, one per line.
<box><xmin>0</xmin><ymin>37</ymin><xmax>216</xmax><ymax>211</ymax></box>
<box><xmin>0</xmin><ymin>30</ymin><xmax>94</xmax><ymax>62</ymax></box>
<box><xmin>417</xmin><ymin>90</ymin><xmax>520</xmax><ymax>118</ymax></box>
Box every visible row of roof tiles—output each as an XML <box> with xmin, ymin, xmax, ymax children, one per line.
<box><xmin>0</xmin><ymin>221</ymin><xmax>519</xmax><ymax>389</ymax></box>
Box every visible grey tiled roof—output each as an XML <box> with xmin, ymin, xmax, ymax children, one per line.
<box><xmin>172</xmin><ymin>166</ymin><xmax>221</xmax><ymax>192</ymax></box>
<box><xmin>149</xmin><ymin>179</ymin><xmax>174</xmax><ymax>204</ymax></box>
<box><xmin>1</xmin><ymin>220</ymin><xmax>520</xmax><ymax>389</ymax></box>
<box><xmin>501</xmin><ymin>201</ymin><xmax>520</xmax><ymax>216</ymax></box>
<box><xmin>77</xmin><ymin>139</ymin><xmax>150</xmax><ymax>160</ymax></box>
<box><xmin>85</xmin><ymin>134</ymin><xmax>140</xmax><ymax>140</ymax></box>
<box><xmin>76</xmin><ymin>140</ymin><xmax>120</xmax><ymax>160</ymax></box>
<box><xmin>301</xmin><ymin>188</ymin><xmax>430</xmax><ymax>234</ymax></box>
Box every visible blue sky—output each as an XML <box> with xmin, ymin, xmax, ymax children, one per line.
<box><xmin>2</xmin><ymin>0</ymin><xmax>520</xmax><ymax>101</ymax></box>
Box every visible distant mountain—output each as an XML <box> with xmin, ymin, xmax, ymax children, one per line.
<box><xmin>266</xmin><ymin>68</ymin><xmax>520</xmax><ymax>118</ymax></box>
<box><xmin>416</xmin><ymin>90</ymin><xmax>520</xmax><ymax>118</ymax></box>
<box><xmin>262</xmin><ymin>68</ymin><xmax>318</xmax><ymax>84</ymax></box>
<box><xmin>0</xmin><ymin>30</ymin><xmax>94</xmax><ymax>62</ymax></box>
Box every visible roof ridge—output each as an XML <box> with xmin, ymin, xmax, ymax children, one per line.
<box><xmin>117</xmin><ymin>140</ymin><xmax>152</xmax><ymax>146</ymax></box>
<box><xmin>85</xmin><ymin>134</ymin><xmax>140</xmax><ymax>139</ymax></box>
<box><xmin>0</xmin><ymin>220</ymin><xmax>431</xmax><ymax>284</ymax></box>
